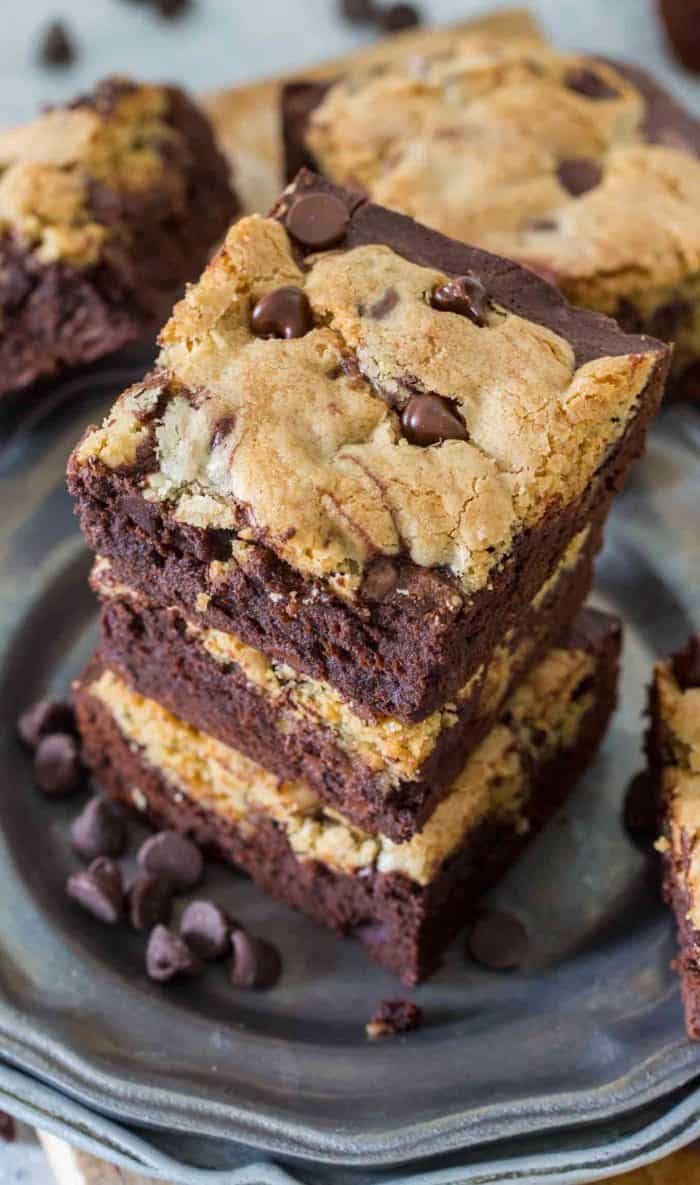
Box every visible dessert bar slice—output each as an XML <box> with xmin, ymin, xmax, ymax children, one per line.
<box><xmin>68</xmin><ymin>171</ymin><xmax>667</xmax><ymax>722</ymax></box>
<box><xmin>649</xmin><ymin>635</ymin><xmax>700</xmax><ymax>1038</ymax></box>
<box><xmin>0</xmin><ymin>76</ymin><xmax>237</xmax><ymax>395</ymax></box>
<box><xmin>282</xmin><ymin>38</ymin><xmax>700</xmax><ymax>399</ymax></box>
<box><xmin>74</xmin><ymin>608</ymin><xmax>621</xmax><ymax>984</ymax></box>
<box><xmin>93</xmin><ymin>522</ymin><xmax>599</xmax><ymax>841</ymax></box>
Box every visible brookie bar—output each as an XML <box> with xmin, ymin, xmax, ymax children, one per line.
<box><xmin>0</xmin><ymin>76</ymin><xmax>237</xmax><ymax>395</ymax></box>
<box><xmin>282</xmin><ymin>34</ymin><xmax>700</xmax><ymax>399</ymax></box>
<box><xmin>74</xmin><ymin>608</ymin><xmax>621</xmax><ymax>984</ymax></box>
<box><xmin>68</xmin><ymin>171</ymin><xmax>668</xmax><ymax>723</ymax></box>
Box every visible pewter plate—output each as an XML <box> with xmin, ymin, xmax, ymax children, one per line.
<box><xmin>0</xmin><ymin>360</ymin><xmax>699</xmax><ymax>1182</ymax></box>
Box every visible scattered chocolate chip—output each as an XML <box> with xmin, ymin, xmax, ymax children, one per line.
<box><xmin>71</xmin><ymin>796</ymin><xmax>127</xmax><ymax>861</ymax></box>
<box><xmin>648</xmin><ymin>299</ymin><xmax>692</xmax><ymax>341</ymax></box>
<box><xmin>623</xmin><ymin>771</ymin><xmax>658</xmax><ymax>839</ymax></box>
<box><xmin>230</xmin><ymin>929</ymin><xmax>281</xmax><ymax>989</ymax></box>
<box><xmin>146</xmin><ymin>924</ymin><xmax>202</xmax><ymax>982</ymax></box>
<box><xmin>128</xmin><ymin>873</ymin><xmax>175</xmax><ymax>930</ymax></box>
<box><xmin>33</xmin><ymin>733</ymin><xmax>82</xmax><ymax>797</ymax></box>
<box><xmin>0</xmin><ymin>1111</ymin><xmax>16</xmax><ymax>1143</ymax></box>
<box><xmin>380</xmin><ymin>3</ymin><xmax>421</xmax><ymax>32</ymax></box>
<box><xmin>466</xmin><ymin>908</ymin><xmax>529</xmax><ymax>970</ymax></box>
<box><xmin>138</xmin><ymin>830</ymin><xmax>203</xmax><ymax>891</ymax></box>
<box><xmin>430</xmin><ymin>273</ymin><xmax>490</xmax><ymax>326</ymax></box>
<box><xmin>39</xmin><ymin>20</ymin><xmax>76</xmax><ymax>67</ymax></box>
<box><xmin>362</xmin><ymin>557</ymin><xmax>399</xmax><ymax>601</ymax></box>
<box><xmin>17</xmin><ymin>699</ymin><xmax>75</xmax><ymax>750</ymax></box>
<box><xmin>557</xmin><ymin>157</ymin><xmax>603</xmax><ymax>196</ymax></box>
<box><xmin>286</xmin><ymin>192</ymin><xmax>349</xmax><ymax>250</ymax></box>
<box><xmin>658</xmin><ymin>0</ymin><xmax>700</xmax><ymax>73</ymax></box>
<box><xmin>401</xmin><ymin>392</ymin><xmax>468</xmax><ymax>447</ymax></box>
<box><xmin>340</xmin><ymin>0</ymin><xmax>376</xmax><ymax>21</ymax></box>
<box><xmin>615</xmin><ymin>299</ymin><xmax>644</xmax><ymax>334</ymax></box>
<box><xmin>366</xmin><ymin>998</ymin><xmax>422</xmax><ymax>1039</ymax></box>
<box><xmin>672</xmin><ymin>634</ymin><xmax>700</xmax><ymax>689</ymax></box>
<box><xmin>564</xmin><ymin>66</ymin><xmax>619</xmax><ymax>100</ymax></box>
<box><xmin>67</xmin><ymin>858</ymin><xmax>124</xmax><ymax>925</ymax></box>
<box><xmin>362</xmin><ymin>287</ymin><xmax>399</xmax><ymax>320</ymax></box>
<box><xmin>181</xmin><ymin>900</ymin><xmax>233</xmax><ymax>960</ymax></box>
<box><xmin>250</xmin><ymin>286</ymin><xmax>313</xmax><ymax>339</ymax></box>
<box><xmin>154</xmin><ymin>0</ymin><xmax>191</xmax><ymax>16</ymax></box>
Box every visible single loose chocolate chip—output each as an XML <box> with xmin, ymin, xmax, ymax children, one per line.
<box><xmin>380</xmin><ymin>3</ymin><xmax>421</xmax><ymax>32</ymax></box>
<box><xmin>67</xmin><ymin>858</ymin><xmax>124</xmax><ymax>925</ymax></box>
<box><xmin>623</xmin><ymin>771</ymin><xmax>658</xmax><ymax>840</ymax></box>
<box><xmin>34</xmin><ymin>733</ymin><xmax>82</xmax><ymax>796</ymax></box>
<box><xmin>286</xmin><ymin>193</ymin><xmax>349</xmax><ymax>249</ymax></box>
<box><xmin>340</xmin><ymin>0</ymin><xmax>376</xmax><ymax>21</ymax></box>
<box><xmin>363</xmin><ymin>287</ymin><xmax>399</xmax><ymax>320</ymax></box>
<box><xmin>39</xmin><ymin>20</ymin><xmax>76</xmax><ymax>66</ymax></box>
<box><xmin>128</xmin><ymin>874</ymin><xmax>174</xmax><ymax>931</ymax></box>
<box><xmin>181</xmin><ymin>900</ymin><xmax>233</xmax><ymax>959</ymax></box>
<box><xmin>430</xmin><ymin>273</ymin><xmax>490</xmax><ymax>326</ymax></box>
<box><xmin>366</xmin><ymin>998</ymin><xmax>422</xmax><ymax>1039</ymax></box>
<box><xmin>672</xmin><ymin>634</ymin><xmax>700</xmax><ymax>689</ymax></box>
<box><xmin>401</xmin><ymin>393</ymin><xmax>468</xmax><ymax>447</ymax></box>
<box><xmin>17</xmin><ymin>699</ymin><xmax>75</xmax><ymax>750</ymax></box>
<box><xmin>250</xmin><ymin>286</ymin><xmax>313</xmax><ymax>339</ymax></box>
<box><xmin>71</xmin><ymin>796</ymin><xmax>127</xmax><ymax>861</ymax></box>
<box><xmin>362</xmin><ymin>556</ymin><xmax>399</xmax><ymax>601</ymax></box>
<box><xmin>146</xmin><ymin>924</ymin><xmax>202</xmax><ymax>982</ymax></box>
<box><xmin>230</xmin><ymin>929</ymin><xmax>281</xmax><ymax>988</ymax></box>
<box><xmin>154</xmin><ymin>0</ymin><xmax>191</xmax><ymax>17</ymax></box>
<box><xmin>467</xmin><ymin>909</ymin><xmax>529</xmax><ymax>970</ymax></box>
<box><xmin>557</xmin><ymin>157</ymin><xmax>603</xmax><ymax>196</ymax></box>
<box><xmin>138</xmin><ymin>830</ymin><xmax>203</xmax><ymax>890</ymax></box>
<box><xmin>564</xmin><ymin>66</ymin><xmax>619</xmax><ymax>100</ymax></box>
<box><xmin>0</xmin><ymin>1111</ymin><xmax>16</xmax><ymax>1143</ymax></box>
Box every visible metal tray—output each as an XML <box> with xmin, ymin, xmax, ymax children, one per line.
<box><xmin>0</xmin><ymin>359</ymin><xmax>699</xmax><ymax>1183</ymax></box>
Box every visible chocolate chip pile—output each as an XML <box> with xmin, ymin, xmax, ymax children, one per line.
<box><xmin>18</xmin><ymin>699</ymin><xmax>282</xmax><ymax>991</ymax></box>
<box><xmin>339</xmin><ymin>0</ymin><xmax>421</xmax><ymax>34</ymax></box>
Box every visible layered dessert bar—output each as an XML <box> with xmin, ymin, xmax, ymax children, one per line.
<box><xmin>93</xmin><ymin>521</ymin><xmax>599</xmax><ymax>840</ymax></box>
<box><xmin>0</xmin><ymin>77</ymin><xmax>237</xmax><ymax>395</ymax></box>
<box><xmin>68</xmin><ymin>171</ymin><xmax>668</xmax><ymax>726</ymax></box>
<box><xmin>74</xmin><ymin>608</ymin><xmax>621</xmax><ymax>984</ymax></box>
<box><xmin>649</xmin><ymin>635</ymin><xmax>700</xmax><ymax>1038</ymax></box>
<box><xmin>282</xmin><ymin>37</ymin><xmax>700</xmax><ymax>399</ymax></box>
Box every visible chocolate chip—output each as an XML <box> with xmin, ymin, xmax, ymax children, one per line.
<box><xmin>658</xmin><ymin>0</ymin><xmax>700</xmax><ymax>73</ymax></box>
<box><xmin>138</xmin><ymin>830</ymin><xmax>203</xmax><ymax>891</ymax></box>
<box><xmin>526</xmin><ymin>217</ymin><xmax>558</xmax><ymax>232</ymax></box>
<box><xmin>623</xmin><ymin>771</ymin><xmax>658</xmax><ymax>840</ymax></box>
<box><xmin>67</xmin><ymin>858</ymin><xmax>124</xmax><ymax>925</ymax></box>
<box><xmin>401</xmin><ymin>393</ymin><xmax>468</xmax><ymax>447</ymax></box>
<box><xmin>672</xmin><ymin>634</ymin><xmax>700</xmax><ymax>689</ymax></box>
<box><xmin>71</xmin><ymin>796</ymin><xmax>127</xmax><ymax>861</ymax></box>
<box><xmin>0</xmin><ymin>1111</ymin><xmax>16</xmax><ymax>1143</ymax></box>
<box><xmin>17</xmin><ymin>699</ymin><xmax>75</xmax><ymax>750</ymax></box>
<box><xmin>33</xmin><ymin>733</ymin><xmax>82</xmax><ymax>797</ymax></box>
<box><xmin>362</xmin><ymin>556</ymin><xmax>399</xmax><ymax>601</ymax></box>
<box><xmin>362</xmin><ymin>287</ymin><xmax>399</xmax><ymax>320</ymax></box>
<box><xmin>181</xmin><ymin>900</ymin><xmax>233</xmax><ymax>959</ymax></box>
<box><xmin>430</xmin><ymin>273</ymin><xmax>490</xmax><ymax>326</ymax></box>
<box><xmin>286</xmin><ymin>193</ymin><xmax>349</xmax><ymax>250</ymax></box>
<box><xmin>557</xmin><ymin>157</ymin><xmax>603</xmax><ymax>196</ymax></box>
<box><xmin>466</xmin><ymin>909</ymin><xmax>529</xmax><ymax>970</ymax></box>
<box><xmin>339</xmin><ymin>0</ymin><xmax>376</xmax><ymax>21</ymax></box>
<box><xmin>380</xmin><ymin>3</ymin><xmax>421</xmax><ymax>32</ymax></box>
<box><xmin>230</xmin><ymin>930</ymin><xmax>281</xmax><ymax>989</ymax></box>
<box><xmin>366</xmin><ymin>999</ymin><xmax>422</xmax><ymax>1039</ymax></box>
<box><xmin>564</xmin><ymin>67</ymin><xmax>619</xmax><ymax>100</ymax></box>
<box><xmin>128</xmin><ymin>874</ymin><xmax>175</xmax><ymax>930</ymax></box>
<box><xmin>250</xmin><ymin>286</ymin><xmax>313</xmax><ymax>339</ymax></box>
<box><xmin>154</xmin><ymin>0</ymin><xmax>191</xmax><ymax>17</ymax></box>
<box><xmin>39</xmin><ymin>21</ymin><xmax>76</xmax><ymax>67</ymax></box>
<box><xmin>146</xmin><ymin>924</ymin><xmax>202</xmax><ymax>982</ymax></box>
<box><xmin>648</xmin><ymin>299</ymin><xmax>692</xmax><ymax>341</ymax></box>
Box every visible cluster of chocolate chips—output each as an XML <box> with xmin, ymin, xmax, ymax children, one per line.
<box><xmin>18</xmin><ymin>699</ymin><xmax>282</xmax><ymax>991</ymax></box>
<box><xmin>340</xmin><ymin>0</ymin><xmax>421</xmax><ymax>33</ymax></box>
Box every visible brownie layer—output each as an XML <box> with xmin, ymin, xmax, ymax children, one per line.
<box><xmin>74</xmin><ymin>611</ymin><xmax>620</xmax><ymax>983</ymax></box>
<box><xmin>0</xmin><ymin>78</ymin><xmax>237</xmax><ymax>396</ymax></box>
<box><xmin>94</xmin><ymin>525</ymin><xmax>600</xmax><ymax>841</ymax></box>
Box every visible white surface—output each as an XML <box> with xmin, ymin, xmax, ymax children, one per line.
<box><xmin>0</xmin><ymin>0</ymin><xmax>698</xmax><ymax>127</ymax></box>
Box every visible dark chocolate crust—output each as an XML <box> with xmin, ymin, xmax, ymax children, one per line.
<box><xmin>0</xmin><ymin>81</ymin><xmax>237</xmax><ymax>398</ymax></box>
<box><xmin>96</xmin><ymin>524</ymin><xmax>600</xmax><ymax>841</ymax></box>
<box><xmin>74</xmin><ymin>610</ymin><xmax>620</xmax><ymax>984</ymax></box>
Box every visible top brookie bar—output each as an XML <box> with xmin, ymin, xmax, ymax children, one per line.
<box><xmin>0</xmin><ymin>76</ymin><xmax>237</xmax><ymax>395</ymax></box>
<box><xmin>282</xmin><ymin>33</ymin><xmax>700</xmax><ymax>400</ymax></box>
<box><xmin>68</xmin><ymin>170</ymin><xmax>669</xmax><ymax>724</ymax></box>
<box><xmin>649</xmin><ymin>635</ymin><xmax>700</xmax><ymax>1039</ymax></box>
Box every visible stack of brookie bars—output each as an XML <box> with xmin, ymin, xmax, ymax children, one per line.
<box><xmin>67</xmin><ymin>157</ymin><xmax>673</xmax><ymax>984</ymax></box>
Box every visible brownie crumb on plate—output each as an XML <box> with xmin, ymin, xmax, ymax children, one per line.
<box><xmin>366</xmin><ymin>999</ymin><xmax>422</xmax><ymax>1039</ymax></box>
